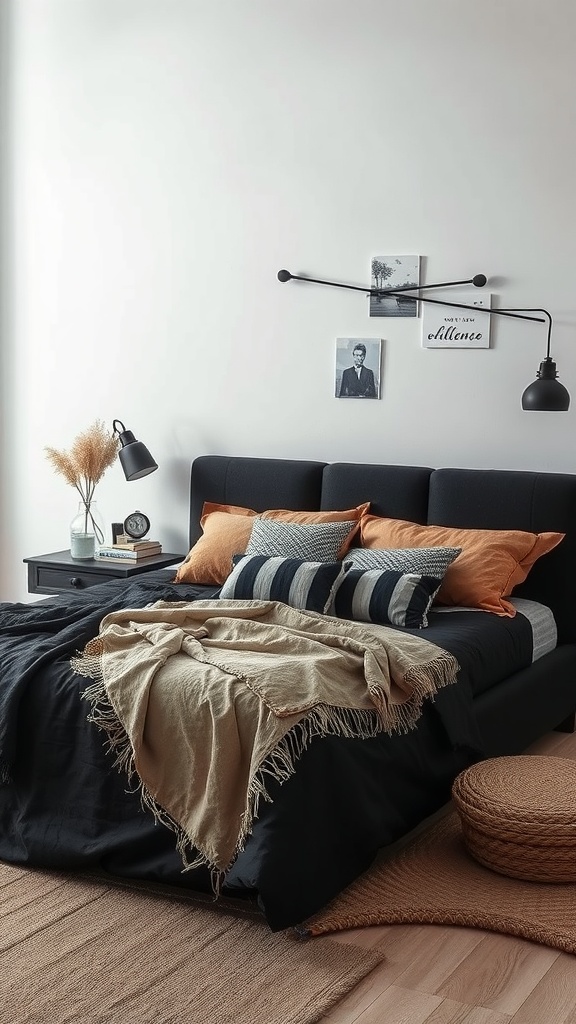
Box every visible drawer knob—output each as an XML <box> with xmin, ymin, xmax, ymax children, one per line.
<box><xmin>69</xmin><ymin>577</ymin><xmax>83</xmax><ymax>588</ymax></box>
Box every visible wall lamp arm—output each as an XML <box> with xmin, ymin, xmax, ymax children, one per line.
<box><xmin>277</xmin><ymin>268</ymin><xmax>568</xmax><ymax>411</ymax></box>
<box><xmin>277</xmin><ymin>270</ymin><xmax>547</xmax><ymax>325</ymax></box>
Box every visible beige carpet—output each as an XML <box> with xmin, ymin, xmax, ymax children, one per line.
<box><xmin>303</xmin><ymin>810</ymin><xmax>576</xmax><ymax>955</ymax></box>
<box><xmin>0</xmin><ymin>861</ymin><xmax>383</xmax><ymax>1024</ymax></box>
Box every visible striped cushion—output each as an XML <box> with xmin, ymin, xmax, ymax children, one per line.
<box><xmin>219</xmin><ymin>555</ymin><xmax>345</xmax><ymax>614</ymax></box>
<box><xmin>330</xmin><ymin>567</ymin><xmax>442</xmax><ymax>628</ymax></box>
<box><xmin>345</xmin><ymin>546</ymin><xmax>461</xmax><ymax>577</ymax></box>
<box><xmin>246</xmin><ymin>518</ymin><xmax>356</xmax><ymax>562</ymax></box>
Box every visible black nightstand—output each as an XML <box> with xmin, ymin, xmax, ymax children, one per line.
<box><xmin>24</xmin><ymin>550</ymin><xmax>185</xmax><ymax>596</ymax></box>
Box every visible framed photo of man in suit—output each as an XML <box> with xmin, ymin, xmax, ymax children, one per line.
<box><xmin>335</xmin><ymin>338</ymin><xmax>382</xmax><ymax>399</ymax></box>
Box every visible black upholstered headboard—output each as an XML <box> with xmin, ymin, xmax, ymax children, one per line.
<box><xmin>188</xmin><ymin>456</ymin><xmax>327</xmax><ymax>545</ymax></box>
<box><xmin>189</xmin><ymin>456</ymin><xmax>576</xmax><ymax>644</ymax></box>
<box><xmin>427</xmin><ymin>468</ymin><xmax>576</xmax><ymax>645</ymax></box>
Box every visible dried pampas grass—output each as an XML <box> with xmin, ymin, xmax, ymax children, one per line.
<box><xmin>45</xmin><ymin>420</ymin><xmax>119</xmax><ymax>507</ymax></box>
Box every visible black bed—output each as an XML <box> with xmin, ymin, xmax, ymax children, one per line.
<box><xmin>1</xmin><ymin>455</ymin><xmax>575</xmax><ymax>931</ymax></box>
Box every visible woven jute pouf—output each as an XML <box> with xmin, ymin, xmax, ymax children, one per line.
<box><xmin>452</xmin><ymin>755</ymin><xmax>576</xmax><ymax>883</ymax></box>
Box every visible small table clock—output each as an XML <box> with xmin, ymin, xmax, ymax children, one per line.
<box><xmin>123</xmin><ymin>510</ymin><xmax>151</xmax><ymax>540</ymax></box>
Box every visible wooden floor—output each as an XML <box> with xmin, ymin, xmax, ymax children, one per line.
<box><xmin>320</xmin><ymin>729</ymin><xmax>576</xmax><ymax>1024</ymax></box>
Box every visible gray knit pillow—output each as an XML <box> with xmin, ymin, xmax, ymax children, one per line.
<box><xmin>245</xmin><ymin>518</ymin><xmax>356</xmax><ymax>562</ymax></box>
<box><xmin>344</xmin><ymin>546</ymin><xmax>461</xmax><ymax>578</ymax></box>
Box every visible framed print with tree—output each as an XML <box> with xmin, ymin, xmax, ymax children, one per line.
<box><xmin>335</xmin><ymin>338</ymin><xmax>382</xmax><ymax>399</ymax></box>
<box><xmin>369</xmin><ymin>255</ymin><xmax>421</xmax><ymax>318</ymax></box>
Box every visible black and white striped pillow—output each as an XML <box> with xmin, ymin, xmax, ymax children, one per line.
<box><xmin>330</xmin><ymin>567</ymin><xmax>442</xmax><ymax>628</ymax></box>
<box><xmin>246</xmin><ymin>518</ymin><xmax>356</xmax><ymax>562</ymax></box>
<box><xmin>219</xmin><ymin>555</ymin><xmax>345</xmax><ymax>614</ymax></box>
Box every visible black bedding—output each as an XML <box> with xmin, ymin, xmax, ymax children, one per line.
<box><xmin>409</xmin><ymin>607</ymin><xmax>535</xmax><ymax>697</ymax></box>
<box><xmin>0</xmin><ymin>570</ymin><xmax>537</xmax><ymax>930</ymax></box>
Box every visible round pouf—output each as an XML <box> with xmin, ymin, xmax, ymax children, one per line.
<box><xmin>452</xmin><ymin>755</ymin><xmax>576</xmax><ymax>883</ymax></box>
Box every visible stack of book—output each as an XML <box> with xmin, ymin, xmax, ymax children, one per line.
<box><xmin>97</xmin><ymin>539</ymin><xmax>163</xmax><ymax>563</ymax></box>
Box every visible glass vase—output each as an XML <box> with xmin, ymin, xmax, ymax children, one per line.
<box><xmin>70</xmin><ymin>500</ymin><xmax>105</xmax><ymax>560</ymax></box>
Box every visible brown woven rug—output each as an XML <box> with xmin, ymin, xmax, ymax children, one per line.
<box><xmin>0</xmin><ymin>861</ymin><xmax>383</xmax><ymax>1024</ymax></box>
<box><xmin>303</xmin><ymin>810</ymin><xmax>576</xmax><ymax>955</ymax></box>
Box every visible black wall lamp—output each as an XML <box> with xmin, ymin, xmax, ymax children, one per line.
<box><xmin>112</xmin><ymin>419</ymin><xmax>158</xmax><ymax>480</ymax></box>
<box><xmin>277</xmin><ymin>269</ymin><xmax>570</xmax><ymax>412</ymax></box>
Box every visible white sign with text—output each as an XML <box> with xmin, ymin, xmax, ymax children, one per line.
<box><xmin>422</xmin><ymin>291</ymin><xmax>491</xmax><ymax>348</ymax></box>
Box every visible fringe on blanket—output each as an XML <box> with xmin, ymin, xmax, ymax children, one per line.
<box><xmin>72</xmin><ymin>636</ymin><xmax>457</xmax><ymax>895</ymax></box>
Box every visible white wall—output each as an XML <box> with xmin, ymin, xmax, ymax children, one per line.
<box><xmin>2</xmin><ymin>0</ymin><xmax>575</xmax><ymax>600</ymax></box>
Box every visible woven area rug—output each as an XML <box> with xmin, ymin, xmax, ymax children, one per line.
<box><xmin>303</xmin><ymin>810</ymin><xmax>576</xmax><ymax>955</ymax></box>
<box><xmin>0</xmin><ymin>861</ymin><xmax>383</xmax><ymax>1024</ymax></box>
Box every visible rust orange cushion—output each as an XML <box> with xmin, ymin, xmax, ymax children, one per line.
<box><xmin>359</xmin><ymin>516</ymin><xmax>564</xmax><ymax>615</ymax></box>
<box><xmin>175</xmin><ymin>502</ymin><xmax>370</xmax><ymax>586</ymax></box>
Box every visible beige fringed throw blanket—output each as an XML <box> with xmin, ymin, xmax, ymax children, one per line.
<box><xmin>71</xmin><ymin>599</ymin><xmax>459</xmax><ymax>888</ymax></box>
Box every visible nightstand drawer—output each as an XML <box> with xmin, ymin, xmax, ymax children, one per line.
<box><xmin>24</xmin><ymin>550</ymin><xmax>184</xmax><ymax>596</ymax></box>
<box><xmin>36</xmin><ymin>567</ymin><xmax>112</xmax><ymax>592</ymax></box>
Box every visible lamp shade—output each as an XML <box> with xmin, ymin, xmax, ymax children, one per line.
<box><xmin>521</xmin><ymin>359</ymin><xmax>571</xmax><ymax>412</ymax></box>
<box><xmin>112</xmin><ymin>420</ymin><xmax>158</xmax><ymax>480</ymax></box>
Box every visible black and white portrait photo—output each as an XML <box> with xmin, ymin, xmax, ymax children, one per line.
<box><xmin>335</xmin><ymin>338</ymin><xmax>382</xmax><ymax>399</ymax></box>
<box><xmin>369</xmin><ymin>255</ymin><xmax>421</xmax><ymax>318</ymax></box>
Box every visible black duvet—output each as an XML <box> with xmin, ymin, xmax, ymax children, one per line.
<box><xmin>0</xmin><ymin>572</ymin><xmax>535</xmax><ymax>930</ymax></box>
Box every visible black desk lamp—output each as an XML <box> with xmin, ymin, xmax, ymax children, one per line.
<box><xmin>112</xmin><ymin>420</ymin><xmax>158</xmax><ymax>480</ymax></box>
<box><xmin>277</xmin><ymin>270</ymin><xmax>570</xmax><ymax>411</ymax></box>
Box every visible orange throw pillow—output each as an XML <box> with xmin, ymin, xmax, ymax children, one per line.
<box><xmin>175</xmin><ymin>502</ymin><xmax>370</xmax><ymax>586</ymax></box>
<box><xmin>359</xmin><ymin>516</ymin><xmax>564</xmax><ymax>615</ymax></box>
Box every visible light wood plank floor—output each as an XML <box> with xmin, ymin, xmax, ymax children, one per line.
<box><xmin>319</xmin><ymin>729</ymin><xmax>576</xmax><ymax>1024</ymax></box>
